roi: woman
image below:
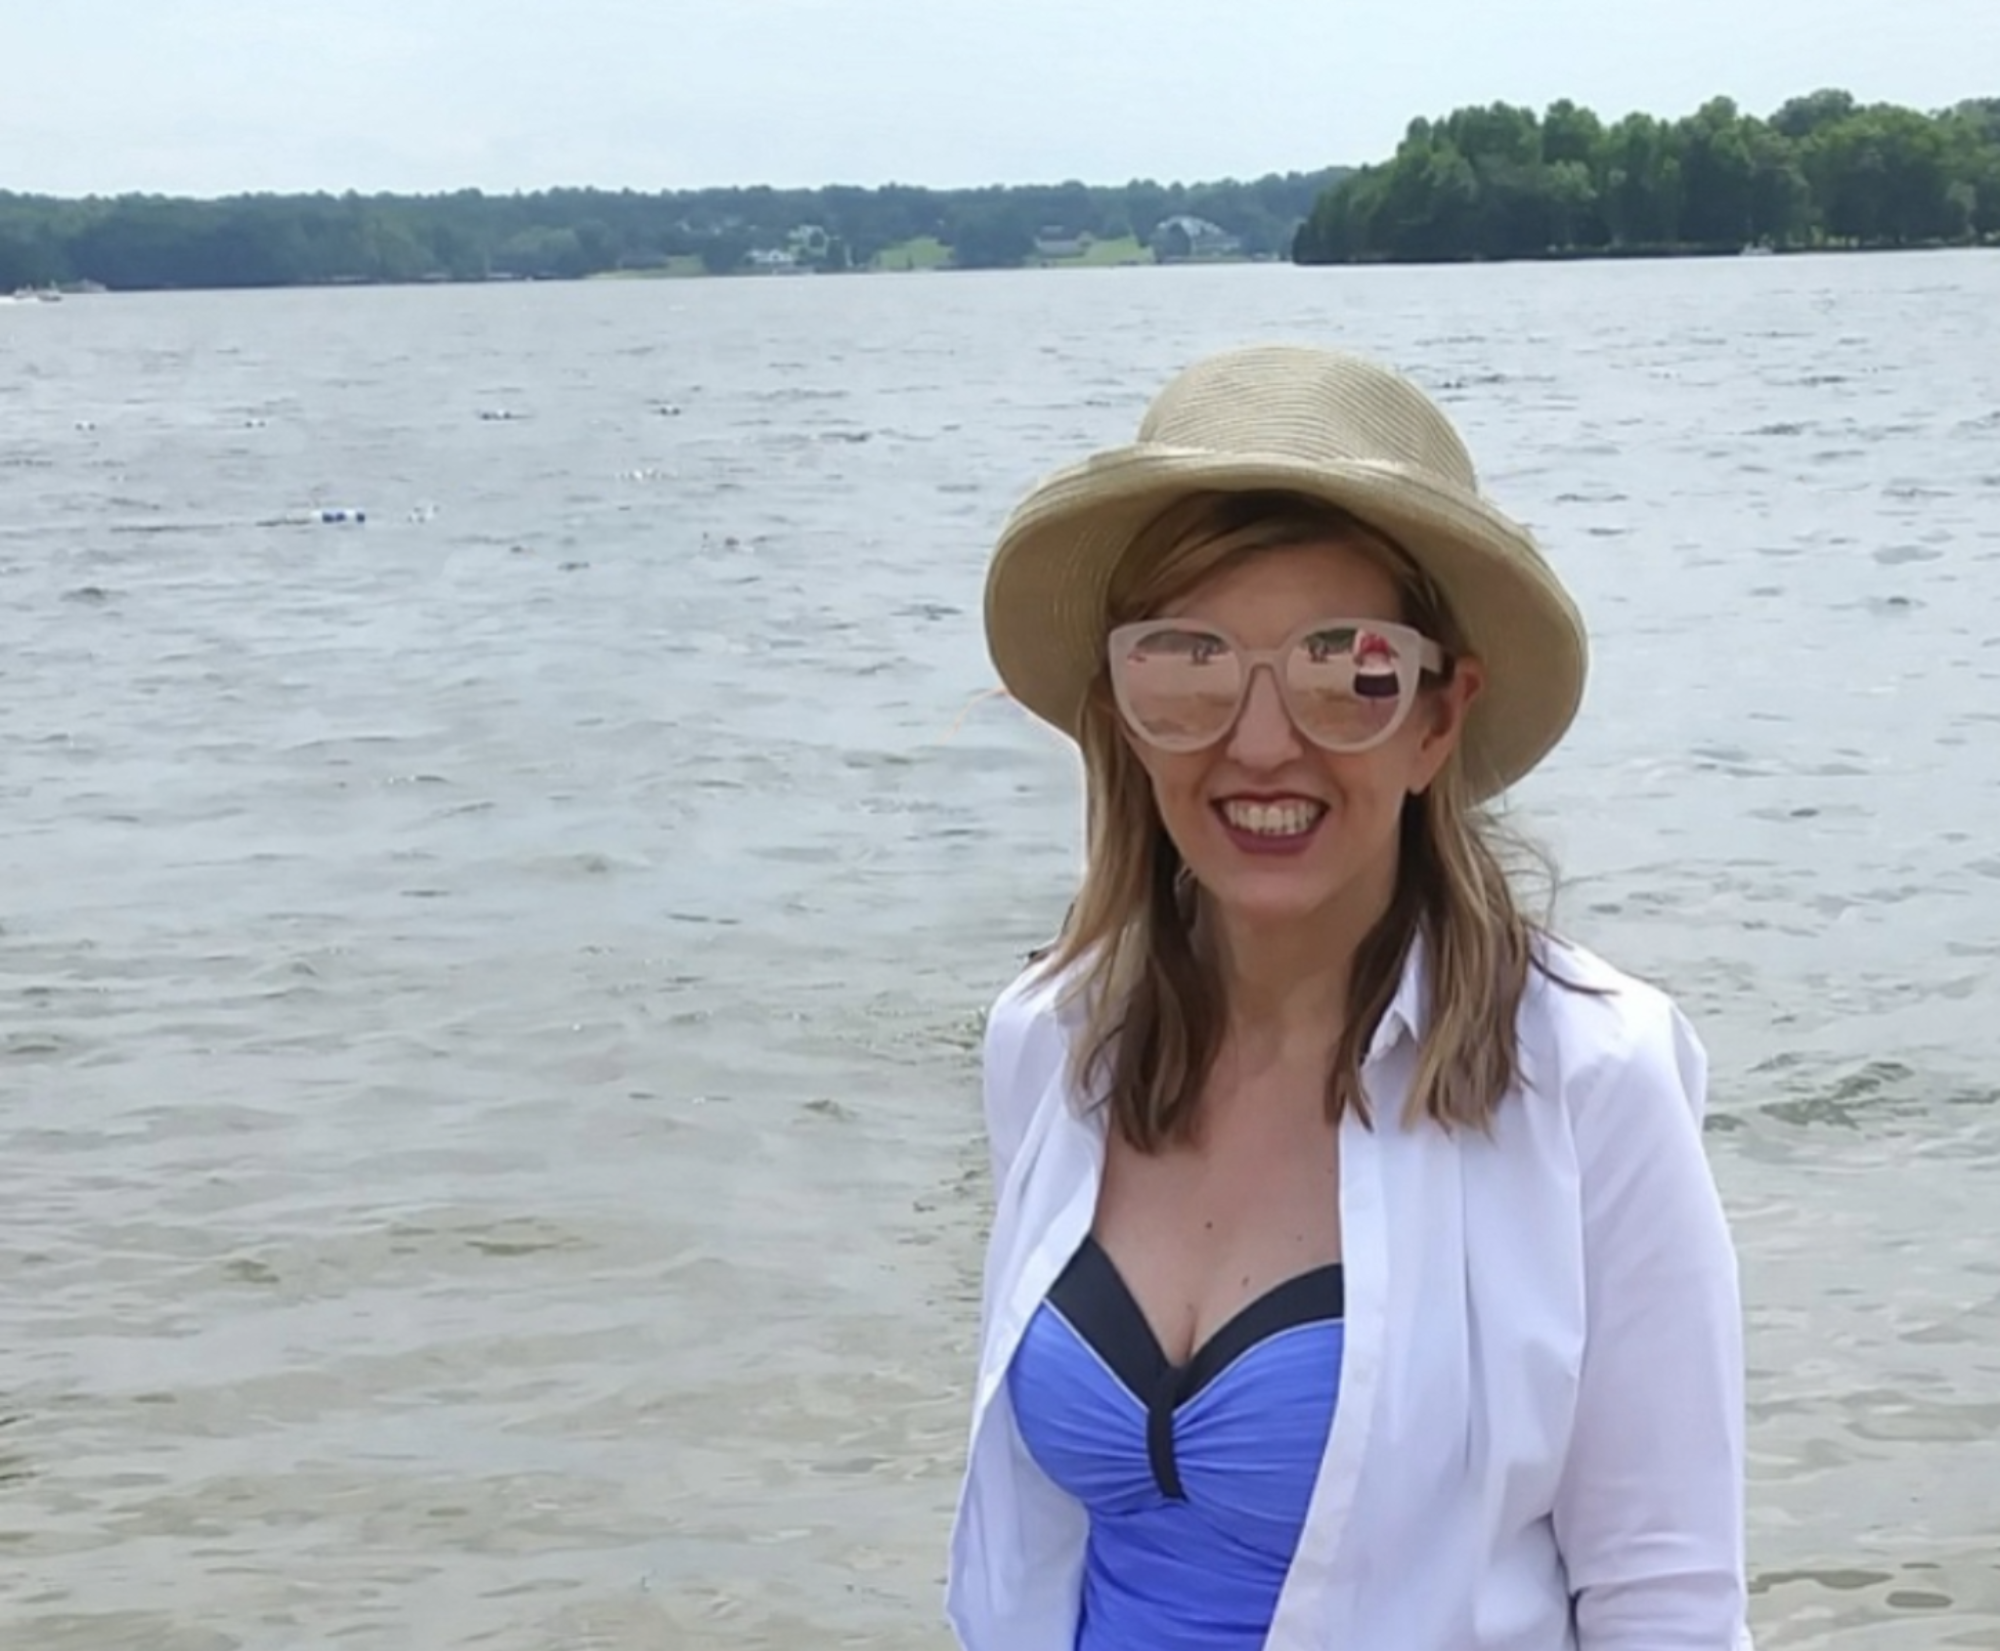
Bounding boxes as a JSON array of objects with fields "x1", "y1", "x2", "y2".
[{"x1": 947, "y1": 345, "x2": 1751, "y2": 1650}]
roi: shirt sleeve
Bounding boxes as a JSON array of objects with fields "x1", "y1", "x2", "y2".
[
  {"x1": 1553, "y1": 990, "x2": 1755, "y2": 1650},
  {"x1": 980, "y1": 967, "x2": 1060, "y2": 1195}
]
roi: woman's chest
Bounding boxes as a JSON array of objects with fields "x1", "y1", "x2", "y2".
[{"x1": 1091, "y1": 1106, "x2": 1342, "y2": 1369}]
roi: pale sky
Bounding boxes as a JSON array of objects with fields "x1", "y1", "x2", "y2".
[{"x1": 9, "y1": 0, "x2": 1995, "y2": 197}]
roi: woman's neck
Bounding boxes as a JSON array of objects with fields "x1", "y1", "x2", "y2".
[{"x1": 1199, "y1": 871, "x2": 1400, "y2": 1065}]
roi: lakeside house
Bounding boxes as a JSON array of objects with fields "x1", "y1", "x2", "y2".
[
  {"x1": 1150, "y1": 214, "x2": 1244, "y2": 261},
  {"x1": 1033, "y1": 227, "x2": 1092, "y2": 258},
  {"x1": 743, "y1": 224, "x2": 832, "y2": 273}
]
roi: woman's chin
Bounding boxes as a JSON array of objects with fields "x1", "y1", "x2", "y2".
[{"x1": 1197, "y1": 868, "x2": 1341, "y2": 931}]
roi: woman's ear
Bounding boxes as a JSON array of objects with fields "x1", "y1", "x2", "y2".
[{"x1": 1411, "y1": 655, "x2": 1484, "y2": 794}]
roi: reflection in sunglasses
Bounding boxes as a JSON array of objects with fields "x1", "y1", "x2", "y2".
[{"x1": 1112, "y1": 619, "x2": 1423, "y2": 754}]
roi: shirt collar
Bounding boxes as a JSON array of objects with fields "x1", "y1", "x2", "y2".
[
  {"x1": 1364, "y1": 924, "x2": 1430, "y2": 1066},
  {"x1": 1049, "y1": 922, "x2": 1432, "y2": 1072}
]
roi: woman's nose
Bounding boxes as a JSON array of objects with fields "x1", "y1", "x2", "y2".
[{"x1": 1225, "y1": 664, "x2": 1304, "y2": 766}]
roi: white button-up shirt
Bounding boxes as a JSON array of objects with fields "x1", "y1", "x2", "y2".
[{"x1": 945, "y1": 932, "x2": 1753, "y2": 1650}]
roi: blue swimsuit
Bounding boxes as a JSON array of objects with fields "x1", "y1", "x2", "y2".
[{"x1": 1007, "y1": 1234, "x2": 1345, "y2": 1650}]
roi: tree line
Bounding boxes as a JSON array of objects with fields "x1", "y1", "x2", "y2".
[
  {"x1": 1293, "y1": 89, "x2": 2000, "y2": 264},
  {"x1": 0, "y1": 171, "x2": 1344, "y2": 292}
]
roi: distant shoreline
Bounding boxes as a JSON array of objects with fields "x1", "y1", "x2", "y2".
[
  {"x1": 9, "y1": 88, "x2": 1996, "y2": 294},
  {"x1": 12, "y1": 237, "x2": 1991, "y2": 304},
  {"x1": 0, "y1": 179, "x2": 1338, "y2": 296},
  {"x1": 1298, "y1": 237, "x2": 1999, "y2": 269}
]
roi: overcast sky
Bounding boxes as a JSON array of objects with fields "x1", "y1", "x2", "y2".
[{"x1": 10, "y1": 0, "x2": 1995, "y2": 198}]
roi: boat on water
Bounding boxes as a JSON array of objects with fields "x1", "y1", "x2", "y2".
[{"x1": 6, "y1": 280, "x2": 107, "y2": 301}]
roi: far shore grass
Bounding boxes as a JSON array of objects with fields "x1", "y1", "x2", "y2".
[
  {"x1": 586, "y1": 233, "x2": 1990, "y2": 283},
  {"x1": 872, "y1": 232, "x2": 1155, "y2": 270},
  {"x1": 872, "y1": 235, "x2": 953, "y2": 271},
  {"x1": 591, "y1": 233, "x2": 1163, "y2": 279},
  {"x1": 591, "y1": 255, "x2": 709, "y2": 279},
  {"x1": 1035, "y1": 234, "x2": 1154, "y2": 269}
]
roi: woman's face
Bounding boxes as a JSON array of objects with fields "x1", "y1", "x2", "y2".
[{"x1": 1122, "y1": 539, "x2": 1482, "y2": 940}]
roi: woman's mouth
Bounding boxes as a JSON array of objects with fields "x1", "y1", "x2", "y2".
[{"x1": 1215, "y1": 798, "x2": 1328, "y2": 853}]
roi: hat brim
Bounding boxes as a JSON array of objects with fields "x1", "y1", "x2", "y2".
[{"x1": 983, "y1": 445, "x2": 1588, "y2": 800}]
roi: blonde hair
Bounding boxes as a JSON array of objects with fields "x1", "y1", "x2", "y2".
[{"x1": 1032, "y1": 489, "x2": 1549, "y2": 1150}]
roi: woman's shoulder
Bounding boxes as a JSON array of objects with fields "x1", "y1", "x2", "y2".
[
  {"x1": 983, "y1": 907, "x2": 1072, "y2": 1031},
  {"x1": 1519, "y1": 931, "x2": 1710, "y2": 1127},
  {"x1": 985, "y1": 955, "x2": 1067, "y2": 1051},
  {"x1": 983, "y1": 935, "x2": 1095, "y2": 1080},
  {"x1": 978, "y1": 950, "x2": 1085, "y2": 1190}
]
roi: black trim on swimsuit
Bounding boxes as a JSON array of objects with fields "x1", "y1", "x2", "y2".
[{"x1": 1046, "y1": 1234, "x2": 1344, "y2": 1501}]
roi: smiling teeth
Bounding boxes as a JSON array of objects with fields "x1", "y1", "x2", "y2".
[{"x1": 1221, "y1": 801, "x2": 1324, "y2": 837}]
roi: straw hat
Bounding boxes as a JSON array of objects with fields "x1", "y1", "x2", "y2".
[{"x1": 982, "y1": 344, "x2": 1589, "y2": 799}]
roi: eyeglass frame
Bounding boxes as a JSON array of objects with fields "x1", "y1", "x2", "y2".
[{"x1": 1104, "y1": 615, "x2": 1451, "y2": 754}]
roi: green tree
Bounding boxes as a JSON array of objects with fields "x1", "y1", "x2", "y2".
[
  {"x1": 494, "y1": 226, "x2": 587, "y2": 279},
  {"x1": 0, "y1": 222, "x2": 60, "y2": 289},
  {"x1": 1746, "y1": 124, "x2": 1814, "y2": 244},
  {"x1": 1771, "y1": 88, "x2": 1858, "y2": 142},
  {"x1": 945, "y1": 196, "x2": 1035, "y2": 268},
  {"x1": 1121, "y1": 178, "x2": 1175, "y2": 247},
  {"x1": 698, "y1": 232, "x2": 752, "y2": 275},
  {"x1": 1676, "y1": 98, "x2": 1758, "y2": 246},
  {"x1": 1542, "y1": 99, "x2": 1605, "y2": 169},
  {"x1": 1297, "y1": 86, "x2": 1999, "y2": 265},
  {"x1": 1806, "y1": 106, "x2": 1957, "y2": 243},
  {"x1": 1294, "y1": 167, "x2": 1387, "y2": 263},
  {"x1": 1444, "y1": 102, "x2": 1543, "y2": 168},
  {"x1": 1544, "y1": 159, "x2": 1600, "y2": 248},
  {"x1": 574, "y1": 217, "x2": 620, "y2": 271}
]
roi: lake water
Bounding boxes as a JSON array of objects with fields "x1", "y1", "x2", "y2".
[{"x1": 2, "y1": 254, "x2": 1997, "y2": 1650}]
